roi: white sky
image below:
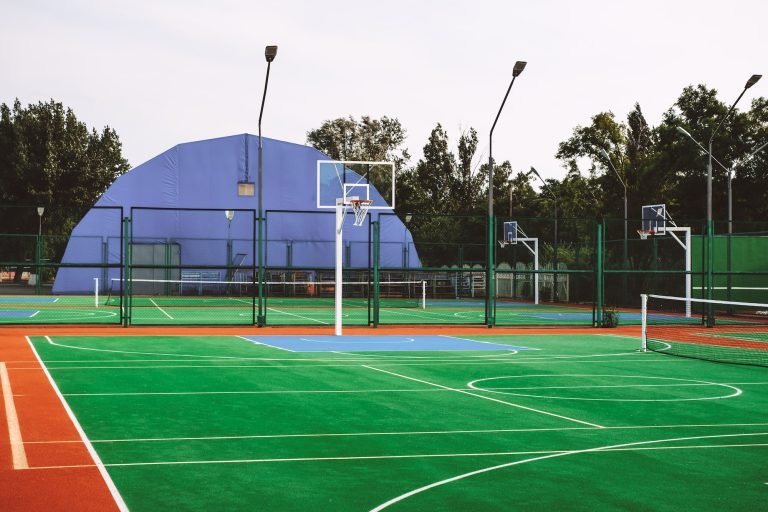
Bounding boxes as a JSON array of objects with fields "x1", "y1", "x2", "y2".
[{"x1": 2, "y1": 0, "x2": 766, "y2": 181}]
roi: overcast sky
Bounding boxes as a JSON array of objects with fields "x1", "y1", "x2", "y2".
[{"x1": 2, "y1": 0, "x2": 766, "y2": 182}]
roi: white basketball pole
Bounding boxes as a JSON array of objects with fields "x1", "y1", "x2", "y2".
[
  {"x1": 335, "y1": 198, "x2": 345, "y2": 336},
  {"x1": 666, "y1": 226, "x2": 692, "y2": 317},
  {"x1": 533, "y1": 239, "x2": 539, "y2": 305}
]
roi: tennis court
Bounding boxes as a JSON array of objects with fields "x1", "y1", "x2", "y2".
[
  {"x1": 0, "y1": 292, "x2": 611, "y2": 327},
  {"x1": 3, "y1": 325, "x2": 767, "y2": 511}
]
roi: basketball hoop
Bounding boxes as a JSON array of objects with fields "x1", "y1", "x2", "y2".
[
  {"x1": 350, "y1": 199, "x2": 373, "y2": 226},
  {"x1": 637, "y1": 229, "x2": 655, "y2": 240}
]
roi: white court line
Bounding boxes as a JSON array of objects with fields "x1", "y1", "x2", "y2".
[
  {"x1": 369, "y1": 432, "x2": 768, "y2": 511},
  {"x1": 45, "y1": 335, "x2": 246, "y2": 359},
  {"x1": 439, "y1": 334, "x2": 540, "y2": 351},
  {"x1": 23, "y1": 421, "x2": 768, "y2": 445},
  {"x1": 62, "y1": 388, "x2": 457, "y2": 397},
  {"x1": 148, "y1": 298, "x2": 174, "y2": 320},
  {"x1": 60, "y1": 380, "x2": 757, "y2": 397},
  {"x1": 1, "y1": 362, "x2": 28, "y2": 469},
  {"x1": 25, "y1": 336, "x2": 129, "y2": 512},
  {"x1": 30, "y1": 356, "x2": 683, "y2": 371},
  {"x1": 266, "y1": 307, "x2": 330, "y2": 325},
  {"x1": 26, "y1": 440, "x2": 768, "y2": 470},
  {"x1": 237, "y1": 335, "x2": 297, "y2": 352},
  {"x1": 363, "y1": 365, "x2": 603, "y2": 428}
]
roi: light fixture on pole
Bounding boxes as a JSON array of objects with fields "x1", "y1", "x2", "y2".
[
  {"x1": 676, "y1": 126, "x2": 767, "y2": 308},
  {"x1": 256, "y1": 44, "x2": 278, "y2": 326},
  {"x1": 706, "y1": 75, "x2": 760, "y2": 324},
  {"x1": 37, "y1": 207, "x2": 44, "y2": 237},
  {"x1": 35, "y1": 206, "x2": 45, "y2": 292},
  {"x1": 678, "y1": 126, "x2": 768, "y2": 235},
  {"x1": 225, "y1": 210, "x2": 234, "y2": 269},
  {"x1": 599, "y1": 148, "x2": 629, "y2": 306},
  {"x1": 487, "y1": 60, "x2": 526, "y2": 326}
]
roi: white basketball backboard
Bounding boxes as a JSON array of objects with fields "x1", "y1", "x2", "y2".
[{"x1": 317, "y1": 160, "x2": 395, "y2": 210}]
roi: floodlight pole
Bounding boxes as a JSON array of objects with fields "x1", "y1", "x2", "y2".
[
  {"x1": 36, "y1": 207, "x2": 44, "y2": 295},
  {"x1": 487, "y1": 60, "x2": 526, "y2": 327},
  {"x1": 257, "y1": 45, "x2": 278, "y2": 326},
  {"x1": 599, "y1": 148, "x2": 628, "y2": 306},
  {"x1": 704, "y1": 74, "x2": 760, "y2": 326},
  {"x1": 676, "y1": 127, "x2": 767, "y2": 311}
]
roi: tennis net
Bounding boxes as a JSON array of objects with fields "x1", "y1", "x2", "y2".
[
  {"x1": 641, "y1": 293, "x2": 768, "y2": 367},
  {"x1": 106, "y1": 278, "x2": 427, "y2": 309}
]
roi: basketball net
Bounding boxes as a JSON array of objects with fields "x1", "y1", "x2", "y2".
[
  {"x1": 637, "y1": 229, "x2": 655, "y2": 240},
  {"x1": 351, "y1": 199, "x2": 373, "y2": 226}
]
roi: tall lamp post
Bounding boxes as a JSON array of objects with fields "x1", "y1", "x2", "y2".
[
  {"x1": 487, "y1": 60, "x2": 526, "y2": 326},
  {"x1": 599, "y1": 148, "x2": 628, "y2": 305},
  {"x1": 704, "y1": 74, "x2": 761, "y2": 325},
  {"x1": 528, "y1": 167, "x2": 558, "y2": 301},
  {"x1": 676, "y1": 126, "x2": 767, "y2": 307},
  {"x1": 225, "y1": 210, "x2": 234, "y2": 274},
  {"x1": 36, "y1": 207, "x2": 44, "y2": 294},
  {"x1": 257, "y1": 45, "x2": 278, "y2": 326}
]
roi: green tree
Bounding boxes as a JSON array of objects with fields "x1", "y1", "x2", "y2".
[
  {"x1": 306, "y1": 115, "x2": 410, "y2": 169},
  {"x1": 0, "y1": 99, "x2": 130, "y2": 277},
  {"x1": 398, "y1": 124, "x2": 486, "y2": 216},
  {"x1": 657, "y1": 85, "x2": 768, "y2": 224}
]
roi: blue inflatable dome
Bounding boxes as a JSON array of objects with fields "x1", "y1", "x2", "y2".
[{"x1": 52, "y1": 134, "x2": 419, "y2": 293}]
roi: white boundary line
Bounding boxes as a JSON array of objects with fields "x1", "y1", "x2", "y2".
[
  {"x1": 363, "y1": 365, "x2": 603, "y2": 428},
  {"x1": 148, "y1": 298, "x2": 174, "y2": 320},
  {"x1": 1, "y1": 361, "x2": 28, "y2": 469},
  {"x1": 23, "y1": 440, "x2": 768, "y2": 470},
  {"x1": 25, "y1": 336, "x2": 129, "y2": 512},
  {"x1": 266, "y1": 306, "x2": 330, "y2": 325},
  {"x1": 27, "y1": 355, "x2": 680, "y2": 371},
  {"x1": 369, "y1": 432, "x2": 768, "y2": 511},
  {"x1": 467, "y1": 374, "x2": 743, "y2": 402},
  {"x1": 237, "y1": 335, "x2": 297, "y2": 352},
  {"x1": 46, "y1": 335, "x2": 245, "y2": 359},
  {"x1": 25, "y1": 421, "x2": 768, "y2": 445}
]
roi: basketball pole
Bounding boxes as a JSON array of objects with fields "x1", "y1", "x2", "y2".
[{"x1": 335, "y1": 198, "x2": 345, "y2": 336}]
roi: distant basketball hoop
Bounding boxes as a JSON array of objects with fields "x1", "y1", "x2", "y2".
[{"x1": 637, "y1": 229, "x2": 656, "y2": 240}]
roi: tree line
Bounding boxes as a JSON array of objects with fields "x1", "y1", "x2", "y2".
[
  {"x1": 308, "y1": 85, "x2": 768, "y2": 239},
  {"x1": 2, "y1": 84, "x2": 766, "y2": 245}
]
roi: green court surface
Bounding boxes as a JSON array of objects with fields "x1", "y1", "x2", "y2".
[
  {"x1": 29, "y1": 333, "x2": 768, "y2": 511},
  {"x1": 3, "y1": 294, "x2": 602, "y2": 326}
]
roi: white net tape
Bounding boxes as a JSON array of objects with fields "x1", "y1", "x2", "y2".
[{"x1": 351, "y1": 199, "x2": 373, "y2": 226}]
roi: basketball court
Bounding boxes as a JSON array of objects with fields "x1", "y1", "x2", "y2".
[{"x1": 2, "y1": 324, "x2": 767, "y2": 511}]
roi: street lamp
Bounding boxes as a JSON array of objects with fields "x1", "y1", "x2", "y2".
[
  {"x1": 35, "y1": 207, "x2": 44, "y2": 293},
  {"x1": 256, "y1": 44, "x2": 278, "y2": 326},
  {"x1": 703, "y1": 74, "x2": 761, "y2": 325},
  {"x1": 528, "y1": 167, "x2": 559, "y2": 301},
  {"x1": 487, "y1": 60, "x2": 526, "y2": 326},
  {"x1": 599, "y1": 148, "x2": 628, "y2": 305},
  {"x1": 676, "y1": 126, "x2": 767, "y2": 307},
  {"x1": 225, "y1": 210, "x2": 234, "y2": 269},
  {"x1": 36, "y1": 207, "x2": 44, "y2": 237},
  {"x1": 677, "y1": 126, "x2": 767, "y2": 236}
]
